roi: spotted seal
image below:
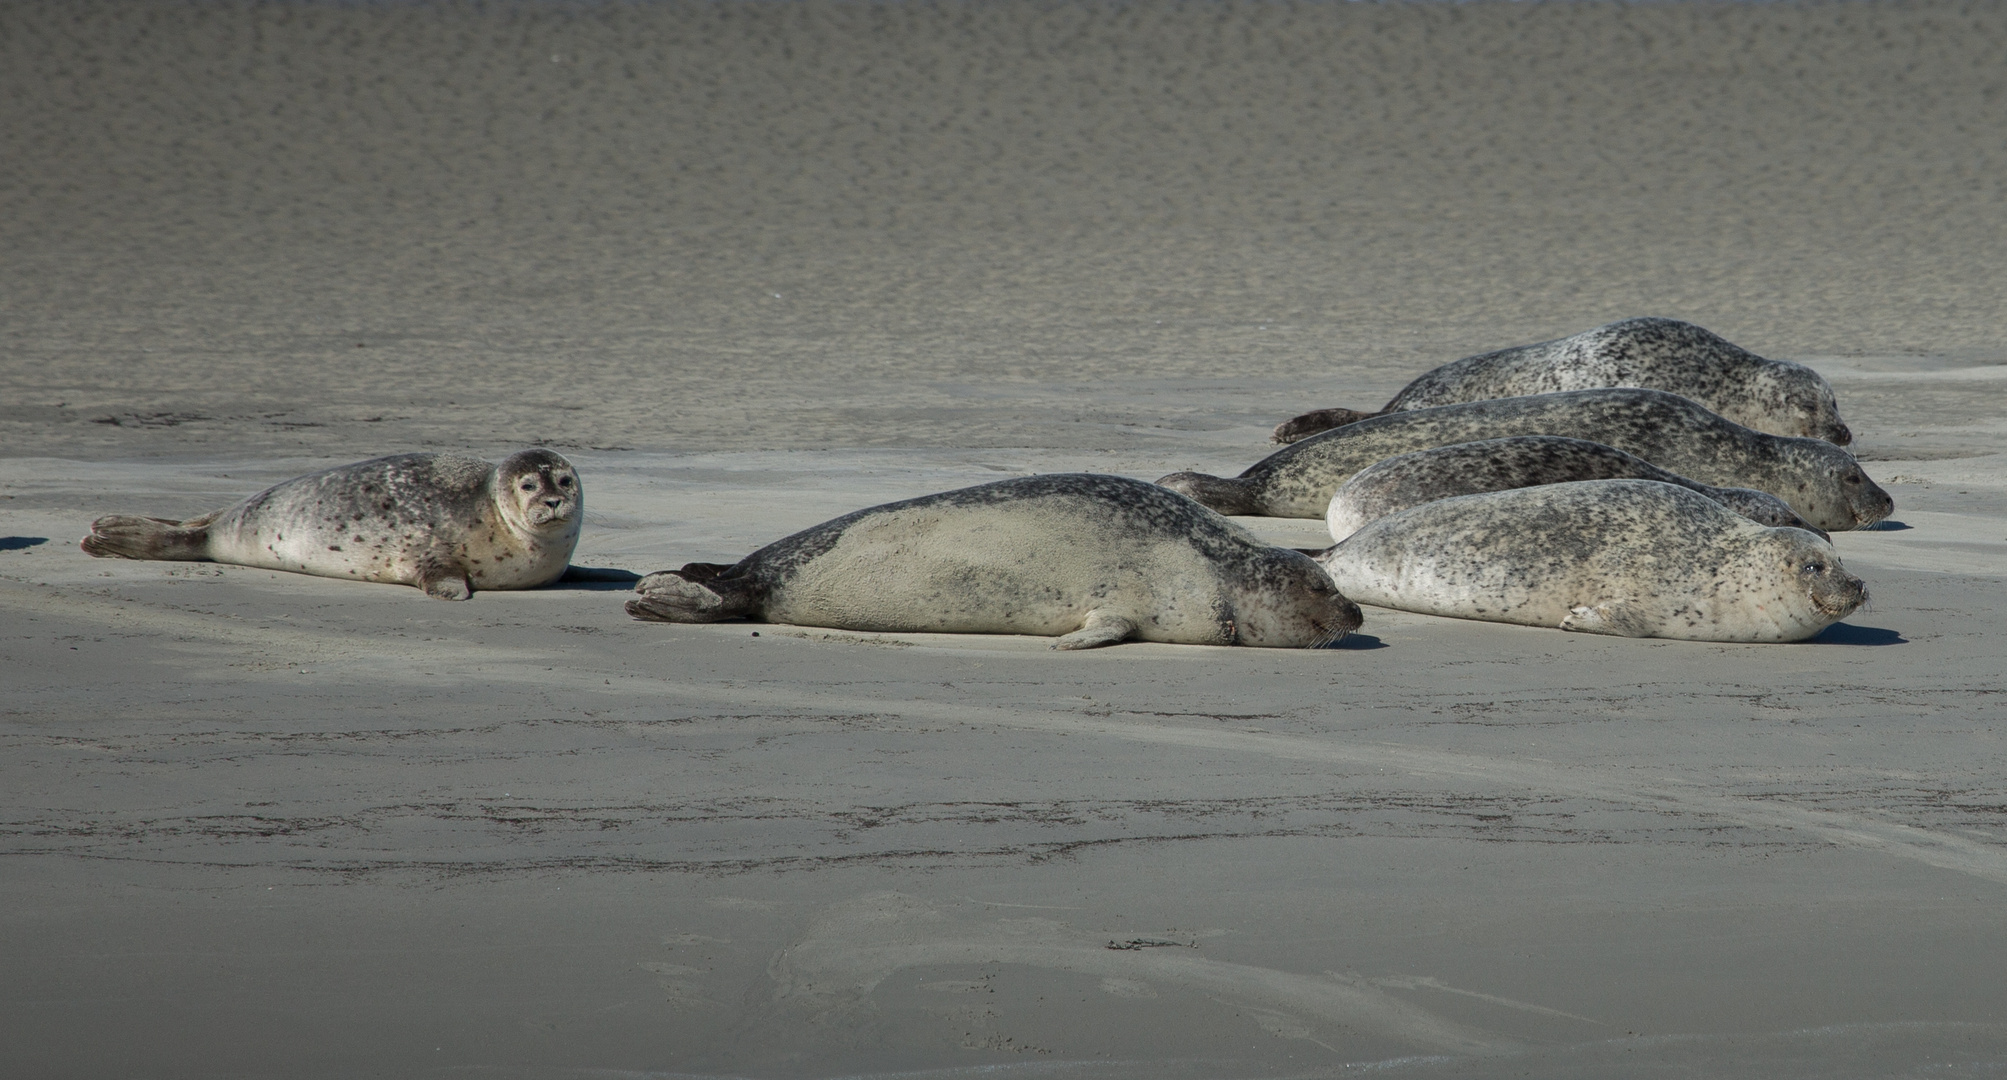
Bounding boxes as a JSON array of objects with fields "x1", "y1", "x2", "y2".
[
  {"x1": 81, "y1": 450, "x2": 581, "y2": 599},
  {"x1": 1316, "y1": 479, "x2": 1866, "y2": 642},
  {"x1": 1326, "y1": 436, "x2": 1826, "y2": 541},
  {"x1": 625, "y1": 473, "x2": 1361, "y2": 649},
  {"x1": 1158, "y1": 388, "x2": 1891, "y2": 531},
  {"x1": 1273, "y1": 317, "x2": 1853, "y2": 446}
]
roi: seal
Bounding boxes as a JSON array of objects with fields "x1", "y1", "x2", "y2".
[
  {"x1": 1316, "y1": 479, "x2": 1866, "y2": 642},
  {"x1": 1157, "y1": 388, "x2": 1892, "y2": 531},
  {"x1": 1326, "y1": 436, "x2": 1827, "y2": 541},
  {"x1": 624, "y1": 473, "x2": 1362, "y2": 649},
  {"x1": 1272, "y1": 317, "x2": 1853, "y2": 446},
  {"x1": 81, "y1": 449, "x2": 581, "y2": 600}
]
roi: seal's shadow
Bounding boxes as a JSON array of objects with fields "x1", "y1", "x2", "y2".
[
  {"x1": 1321, "y1": 632, "x2": 1387, "y2": 650},
  {"x1": 1808, "y1": 623, "x2": 1906, "y2": 646},
  {"x1": 0, "y1": 537, "x2": 48, "y2": 551},
  {"x1": 552, "y1": 565, "x2": 644, "y2": 591},
  {"x1": 1862, "y1": 520, "x2": 1912, "y2": 531}
]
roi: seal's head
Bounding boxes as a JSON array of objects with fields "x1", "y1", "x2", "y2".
[
  {"x1": 1777, "y1": 444, "x2": 1894, "y2": 531},
  {"x1": 1788, "y1": 380, "x2": 1853, "y2": 446},
  {"x1": 1231, "y1": 550, "x2": 1364, "y2": 647},
  {"x1": 1753, "y1": 365, "x2": 1853, "y2": 446},
  {"x1": 1777, "y1": 532, "x2": 1868, "y2": 623},
  {"x1": 1832, "y1": 458, "x2": 1895, "y2": 529},
  {"x1": 496, "y1": 449, "x2": 581, "y2": 531}
]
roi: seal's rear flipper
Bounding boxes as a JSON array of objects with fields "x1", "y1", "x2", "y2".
[
  {"x1": 1560, "y1": 602, "x2": 1657, "y2": 638},
  {"x1": 1271, "y1": 407, "x2": 1383, "y2": 445},
  {"x1": 80, "y1": 515, "x2": 211, "y2": 561},
  {"x1": 627, "y1": 569, "x2": 755, "y2": 623},
  {"x1": 1155, "y1": 472, "x2": 1264, "y2": 517},
  {"x1": 1053, "y1": 611, "x2": 1137, "y2": 650}
]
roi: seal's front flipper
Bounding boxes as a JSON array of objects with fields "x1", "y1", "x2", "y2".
[
  {"x1": 1271, "y1": 407, "x2": 1383, "y2": 445},
  {"x1": 417, "y1": 553, "x2": 474, "y2": 600},
  {"x1": 1561, "y1": 601, "x2": 1657, "y2": 637},
  {"x1": 81, "y1": 514, "x2": 212, "y2": 561},
  {"x1": 627, "y1": 569, "x2": 755, "y2": 623},
  {"x1": 1053, "y1": 611, "x2": 1137, "y2": 650}
]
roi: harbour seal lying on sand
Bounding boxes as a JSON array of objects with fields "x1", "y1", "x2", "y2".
[
  {"x1": 81, "y1": 450, "x2": 581, "y2": 599},
  {"x1": 1326, "y1": 436, "x2": 1826, "y2": 541},
  {"x1": 1273, "y1": 317, "x2": 1853, "y2": 446},
  {"x1": 625, "y1": 473, "x2": 1361, "y2": 649},
  {"x1": 1158, "y1": 388, "x2": 1892, "y2": 530},
  {"x1": 1316, "y1": 479, "x2": 1866, "y2": 642}
]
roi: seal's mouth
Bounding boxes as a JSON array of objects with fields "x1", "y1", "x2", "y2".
[
  {"x1": 1309, "y1": 623, "x2": 1352, "y2": 648},
  {"x1": 1848, "y1": 482, "x2": 1896, "y2": 528},
  {"x1": 526, "y1": 505, "x2": 576, "y2": 529},
  {"x1": 1815, "y1": 578, "x2": 1869, "y2": 618},
  {"x1": 1306, "y1": 597, "x2": 1365, "y2": 647}
]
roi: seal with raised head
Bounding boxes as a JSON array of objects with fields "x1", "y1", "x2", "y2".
[
  {"x1": 81, "y1": 449, "x2": 581, "y2": 599},
  {"x1": 625, "y1": 473, "x2": 1361, "y2": 649},
  {"x1": 1326, "y1": 436, "x2": 1827, "y2": 541},
  {"x1": 1158, "y1": 388, "x2": 1892, "y2": 531},
  {"x1": 1316, "y1": 479, "x2": 1866, "y2": 642},
  {"x1": 1272, "y1": 317, "x2": 1853, "y2": 446}
]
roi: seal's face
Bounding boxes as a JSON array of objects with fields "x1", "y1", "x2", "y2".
[
  {"x1": 1832, "y1": 460, "x2": 1895, "y2": 528},
  {"x1": 1233, "y1": 551, "x2": 1364, "y2": 648},
  {"x1": 497, "y1": 449, "x2": 581, "y2": 532},
  {"x1": 1782, "y1": 538, "x2": 1868, "y2": 621},
  {"x1": 1787, "y1": 387, "x2": 1853, "y2": 446}
]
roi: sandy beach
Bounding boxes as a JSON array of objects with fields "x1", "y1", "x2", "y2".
[{"x1": 4, "y1": 1, "x2": 2006, "y2": 1076}]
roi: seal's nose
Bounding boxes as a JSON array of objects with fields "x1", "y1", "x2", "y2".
[{"x1": 1832, "y1": 423, "x2": 1853, "y2": 446}]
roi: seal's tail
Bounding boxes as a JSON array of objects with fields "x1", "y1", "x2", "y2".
[
  {"x1": 1271, "y1": 407, "x2": 1384, "y2": 444},
  {"x1": 80, "y1": 514, "x2": 213, "y2": 561},
  {"x1": 626, "y1": 565, "x2": 756, "y2": 623},
  {"x1": 1154, "y1": 472, "x2": 1265, "y2": 517}
]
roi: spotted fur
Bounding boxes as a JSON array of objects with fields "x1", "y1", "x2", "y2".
[
  {"x1": 1162, "y1": 388, "x2": 1892, "y2": 530},
  {"x1": 1273, "y1": 317, "x2": 1852, "y2": 446},
  {"x1": 1317, "y1": 479, "x2": 1867, "y2": 643},
  {"x1": 81, "y1": 450, "x2": 581, "y2": 599},
  {"x1": 626, "y1": 473, "x2": 1362, "y2": 649},
  {"x1": 1326, "y1": 436, "x2": 1826, "y2": 541}
]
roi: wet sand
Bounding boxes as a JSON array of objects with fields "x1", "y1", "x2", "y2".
[{"x1": 4, "y1": 2, "x2": 2007, "y2": 1077}]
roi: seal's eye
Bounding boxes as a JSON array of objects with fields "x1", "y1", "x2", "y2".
[
  {"x1": 1843, "y1": 473, "x2": 1862, "y2": 485},
  {"x1": 520, "y1": 480, "x2": 537, "y2": 492},
  {"x1": 1802, "y1": 561, "x2": 1825, "y2": 574},
  {"x1": 556, "y1": 475, "x2": 573, "y2": 488}
]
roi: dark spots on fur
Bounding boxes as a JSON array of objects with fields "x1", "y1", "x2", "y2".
[{"x1": 328, "y1": 545, "x2": 341, "y2": 551}]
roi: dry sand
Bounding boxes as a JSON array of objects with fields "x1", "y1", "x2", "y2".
[{"x1": 4, "y1": 1, "x2": 2006, "y2": 1076}]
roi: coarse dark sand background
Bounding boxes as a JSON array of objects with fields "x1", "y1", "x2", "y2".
[{"x1": 3, "y1": 2, "x2": 2006, "y2": 1077}]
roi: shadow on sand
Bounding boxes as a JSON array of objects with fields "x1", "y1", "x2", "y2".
[
  {"x1": 1809, "y1": 623, "x2": 1906, "y2": 646},
  {"x1": 0, "y1": 537, "x2": 49, "y2": 551},
  {"x1": 552, "y1": 565, "x2": 644, "y2": 591}
]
